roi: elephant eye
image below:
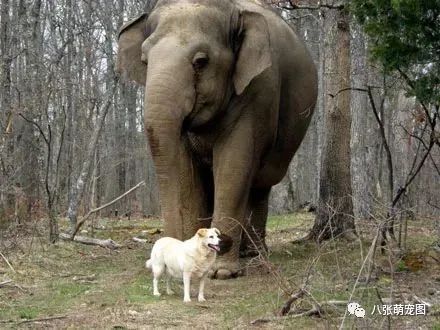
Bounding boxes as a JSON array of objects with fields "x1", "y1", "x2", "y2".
[{"x1": 192, "y1": 52, "x2": 209, "y2": 70}]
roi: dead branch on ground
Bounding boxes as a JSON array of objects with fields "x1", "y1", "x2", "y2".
[
  {"x1": 0, "y1": 251, "x2": 16, "y2": 273},
  {"x1": 132, "y1": 237, "x2": 148, "y2": 243},
  {"x1": 17, "y1": 315, "x2": 68, "y2": 325},
  {"x1": 0, "y1": 279, "x2": 12, "y2": 287},
  {"x1": 59, "y1": 233, "x2": 122, "y2": 249}
]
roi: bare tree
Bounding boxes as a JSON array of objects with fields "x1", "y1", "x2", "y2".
[
  {"x1": 309, "y1": 3, "x2": 356, "y2": 241},
  {"x1": 67, "y1": 76, "x2": 118, "y2": 233}
]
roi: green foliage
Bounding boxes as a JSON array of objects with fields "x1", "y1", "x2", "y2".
[
  {"x1": 395, "y1": 259, "x2": 408, "y2": 272},
  {"x1": 18, "y1": 307, "x2": 39, "y2": 320},
  {"x1": 350, "y1": 0, "x2": 440, "y2": 105}
]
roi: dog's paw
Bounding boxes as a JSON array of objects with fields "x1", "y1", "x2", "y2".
[
  {"x1": 198, "y1": 296, "x2": 206, "y2": 302},
  {"x1": 153, "y1": 292, "x2": 161, "y2": 297},
  {"x1": 166, "y1": 289, "x2": 174, "y2": 295},
  {"x1": 183, "y1": 297, "x2": 191, "y2": 303}
]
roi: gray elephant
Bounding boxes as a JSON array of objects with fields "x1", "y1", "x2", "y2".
[{"x1": 117, "y1": 0, "x2": 317, "y2": 279}]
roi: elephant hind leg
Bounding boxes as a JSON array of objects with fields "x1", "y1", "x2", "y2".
[{"x1": 240, "y1": 187, "x2": 270, "y2": 258}]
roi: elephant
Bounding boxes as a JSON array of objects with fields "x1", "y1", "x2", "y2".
[{"x1": 117, "y1": 0, "x2": 317, "y2": 279}]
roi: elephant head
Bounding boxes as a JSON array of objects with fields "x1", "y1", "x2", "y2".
[{"x1": 117, "y1": 0, "x2": 272, "y2": 238}]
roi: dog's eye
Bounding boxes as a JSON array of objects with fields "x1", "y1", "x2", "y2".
[{"x1": 209, "y1": 235, "x2": 214, "y2": 239}]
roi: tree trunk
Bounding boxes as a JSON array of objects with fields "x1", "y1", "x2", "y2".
[
  {"x1": 48, "y1": 203, "x2": 59, "y2": 243},
  {"x1": 0, "y1": 0, "x2": 12, "y2": 212},
  {"x1": 309, "y1": 6, "x2": 356, "y2": 241}
]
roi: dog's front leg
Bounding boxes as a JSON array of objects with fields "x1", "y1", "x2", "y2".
[
  {"x1": 183, "y1": 272, "x2": 191, "y2": 302},
  {"x1": 198, "y1": 276, "x2": 207, "y2": 302}
]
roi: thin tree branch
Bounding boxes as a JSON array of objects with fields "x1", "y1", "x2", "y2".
[
  {"x1": 70, "y1": 180, "x2": 145, "y2": 239},
  {"x1": 396, "y1": 68, "x2": 435, "y2": 131},
  {"x1": 406, "y1": 122, "x2": 429, "y2": 179},
  {"x1": 18, "y1": 113, "x2": 49, "y2": 146},
  {"x1": 367, "y1": 86, "x2": 394, "y2": 206},
  {"x1": 399, "y1": 124, "x2": 440, "y2": 176},
  {"x1": 328, "y1": 87, "x2": 367, "y2": 98},
  {"x1": 0, "y1": 251, "x2": 16, "y2": 273},
  {"x1": 392, "y1": 140, "x2": 434, "y2": 207}
]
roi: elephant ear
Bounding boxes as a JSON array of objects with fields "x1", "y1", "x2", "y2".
[
  {"x1": 233, "y1": 11, "x2": 272, "y2": 95},
  {"x1": 117, "y1": 13, "x2": 149, "y2": 86}
]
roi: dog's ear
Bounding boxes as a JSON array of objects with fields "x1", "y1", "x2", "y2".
[
  {"x1": 212, "y1": 228, "x2": 221, "y2": 236},
  {"x1": 217, "y1": 234, "x2": 233, "y2": 255},
  {"x1": 197, "y1": 228, "x2": 208, "y2": 237}
]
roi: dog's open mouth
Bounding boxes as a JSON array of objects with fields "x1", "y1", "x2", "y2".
[{"x1": 208, "y1": 244, "x2": 220, "y2": 252}]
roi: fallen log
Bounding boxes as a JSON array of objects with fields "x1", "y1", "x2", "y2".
[
  {"x1": 132, "y1": 237, "x2": 148, "y2": 244},
  {"x1": 60, "y1": 233, "x2": 122, "y2": 249}
]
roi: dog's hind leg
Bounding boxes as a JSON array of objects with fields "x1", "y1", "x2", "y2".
[
  {"x1": 166, "y1": 272, "x2": 174, "y2": 295},
  {"x1": 152, "y1": 264, "x2": 164, "y2": 296},
  {"x1": 183, "y1": 271, "x2": 191, "y2": 302}
]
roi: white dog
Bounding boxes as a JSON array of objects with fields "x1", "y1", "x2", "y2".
[{"x1": 146, "y1": 228, "x2": 221, "y2": 302}]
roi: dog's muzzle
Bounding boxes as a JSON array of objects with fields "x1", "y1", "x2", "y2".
[{"x1": 208, "y1": 243, "x2": 220, "y2": 252}]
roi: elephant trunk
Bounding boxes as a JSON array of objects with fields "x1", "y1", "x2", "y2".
[{"x1": 144, "y1": 55, "x2": 195, "y2": 239}]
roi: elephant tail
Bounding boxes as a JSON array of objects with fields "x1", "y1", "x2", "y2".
[{"x1": 146, "y1": 259, "x2": 152, "y2": 269}]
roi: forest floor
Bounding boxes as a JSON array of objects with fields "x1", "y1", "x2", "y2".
[{"x1": 0, "y1": 213, "x2": 439, "y2": 329}]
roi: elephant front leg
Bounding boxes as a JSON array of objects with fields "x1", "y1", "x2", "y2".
[
  {"x1": 240, "y1": 188, "x2": 270, "y2": 258},
  {"x1": 158, "y1": 141, "x2": 206, "y2": 240},
  {"x1": 210, "y1": 120, "x2": 256, "y2": 279},
  {"x1": 177, "y1": 142, "x2": 208, "y2": 239}
]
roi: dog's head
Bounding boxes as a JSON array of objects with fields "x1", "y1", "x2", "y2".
[{"x1": 196, "y1": 228, "x2": 221, "y2": 253}]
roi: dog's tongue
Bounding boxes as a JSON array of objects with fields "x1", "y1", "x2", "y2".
[{"x1": 209, "y1": 244, "x2": 220, "y2": 252}]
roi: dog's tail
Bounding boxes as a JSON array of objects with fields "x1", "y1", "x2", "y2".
[{"x1": 145, "y1": 259, "x2": 152, "y2": 269}]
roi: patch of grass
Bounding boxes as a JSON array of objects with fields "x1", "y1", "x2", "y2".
[
  {"x1": 124, "y1": 273, "x2": 155, "y2": 304},
  {"x1": 267, "y1": 212, "x2": 313, "y2": 231},
  {"x1": 1, "y1": 280, "x2": 91, "y2": 320},
  {"x1": 221, "y1": 287, "x2": 325, "y2": 328},
  {"x1": 221, "y1": 288, "x2": 273, "y2": 318},
  {"x1": 17, "y1": 307, "x2": 39, "y2": 320}
]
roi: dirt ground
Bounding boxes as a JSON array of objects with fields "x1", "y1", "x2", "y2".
[{"x1": 0, "y1": 213, "x2": 439, "y2": 329}]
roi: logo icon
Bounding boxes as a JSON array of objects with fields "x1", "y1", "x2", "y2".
[{"x1": 347, "y1": 302, "x2": 366, "y2": 318}]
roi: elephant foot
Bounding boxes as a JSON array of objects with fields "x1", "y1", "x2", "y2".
[
  {"x1": 208, "y1": 260, "x2": 242, "y2": 280},
  {"x1": 239, "y1": 238, "x2": 268, "y2": 258},
  {"x1": 239, "y1": 247, "x2": 259, "y2": 258}
]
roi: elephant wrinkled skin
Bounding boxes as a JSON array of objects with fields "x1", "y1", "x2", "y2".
[{"x1": 117, "y1": 0, "x2": 317, "y2": 279}]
